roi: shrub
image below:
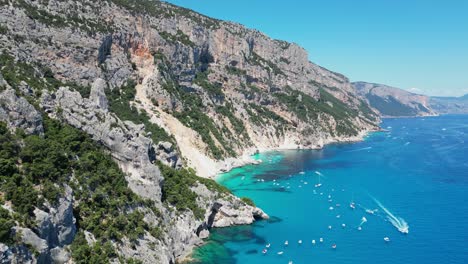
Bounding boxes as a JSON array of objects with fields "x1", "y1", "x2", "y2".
[{"x1": 241, "y1": 197, "x2": 255, "y2": 207}]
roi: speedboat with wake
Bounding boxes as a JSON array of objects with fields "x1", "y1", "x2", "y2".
[{"x1": 398, "y1": 226, "x2": 409, "y2": 234}]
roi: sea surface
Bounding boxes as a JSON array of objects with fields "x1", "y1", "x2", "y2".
[{"x1": 191, "y1": 115, "x2": 468, "y2": 264}]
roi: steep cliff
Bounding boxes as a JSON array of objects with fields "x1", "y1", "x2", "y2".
[
  {"x1": 353, "y1": 81, "x2": 436, "y2": 117},
  {"x1": 0, "y1": 0, "x2": 379, "y2": 263}
]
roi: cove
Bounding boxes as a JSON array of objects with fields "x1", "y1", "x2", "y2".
[{"x1": 191, "y1": 115, "x2": 468, "y2": 264}]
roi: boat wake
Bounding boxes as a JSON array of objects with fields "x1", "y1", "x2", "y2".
[
  {"x1": 347, "y1": 147, "x2": 372, "y2": 152},
  {"x1": 372, "y1": 197, "x2": 409, "y2": 234}
]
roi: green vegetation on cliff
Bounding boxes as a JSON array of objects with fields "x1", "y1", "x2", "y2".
[
  {"x1": 106, "y1": 79, "x2": 175, "y2": 144},
  {"x1": 159, "y1": 30, "x2": 195, "y2": 47},
  {"x1": 366, "y1": 94, "x2": 419, "y2": 117},
  {"x1": 0, "y1": 119, "x2": 161, "y2": 259},
  {"x1": 159, "y1": 162, "x2": 230, "y2": 220},
  {"x1": 274, "y1": 87, "x2": 359, "y2": 136},
  {"x1": 155, "y1": 55, "x2": 239, "y2": 159},
  {"x1": 0, "y1": 52, "x2": 90, "y2": 97}
]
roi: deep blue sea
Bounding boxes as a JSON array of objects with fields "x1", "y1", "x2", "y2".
[{"x1": 191, "y1": 115, "x2": 468, "y2": 264}]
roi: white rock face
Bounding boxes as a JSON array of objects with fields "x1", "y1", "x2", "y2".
[
  {"x1": 212, "y1": 201, "x2": 269, "y2": 228},
  {"x1": 0, "y1": 86, "x2": 43, "y2": 135}
]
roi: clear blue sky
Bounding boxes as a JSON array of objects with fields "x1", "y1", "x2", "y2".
[{"x1": 164, "y1": 0, "x2": 468, "y2": 97}]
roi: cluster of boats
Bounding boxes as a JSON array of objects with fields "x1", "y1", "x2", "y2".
[{"x1": 258, "y1": 170, "x2": 400, "y2": 262}]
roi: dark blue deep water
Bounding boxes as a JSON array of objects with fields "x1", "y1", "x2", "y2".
[{"x1": 191, "y1": 115, "x2": 468, "y2": 264}]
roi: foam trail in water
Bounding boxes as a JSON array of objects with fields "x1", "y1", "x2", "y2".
[
  {"x1": 347, "y1": 147, "x2": 372, "y2": 152},
  {"x1": 372, "y1": 197, "x2": 409, "y2": 234}
]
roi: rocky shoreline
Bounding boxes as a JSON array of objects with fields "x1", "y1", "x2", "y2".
[{"x1": 212, "y1": 127, "x2": 380, "y2": 178}]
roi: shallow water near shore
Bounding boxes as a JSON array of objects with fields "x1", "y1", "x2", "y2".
[{"x1": 190, "y1": 115, "x2": 468, "y2": 264}]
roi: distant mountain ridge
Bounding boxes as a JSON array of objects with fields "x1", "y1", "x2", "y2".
[
  {"x1": 353, "y1": 81, "x2": 468, "y2": 117},
  {"x1": 430, "y1": 93, "x2": 468, "y2": 114},
  {"x1": 352, "y1": 82, "x2": 436, "y2": 117}
]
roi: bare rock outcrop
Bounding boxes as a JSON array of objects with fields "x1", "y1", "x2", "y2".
[{"x1": 0, "y1": 86, "x2": 43, "y2": 135}]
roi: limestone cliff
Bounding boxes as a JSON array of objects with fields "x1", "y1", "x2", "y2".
[{"x1": 0, "y1": 0, "x2": 379, "y2": 263}]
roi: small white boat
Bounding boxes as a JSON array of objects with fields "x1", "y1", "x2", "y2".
[
  {"x1": 266, "y1": 243, "x2": 271, "y2": 248},
  {"x1": 342, "y1": 223, "x2": 346, "y2": 228},
  {"x1": 336, "y1": 214, "x2": 341, "y2": 218},
  {"x1": 288, "y1": 261, "x2": 293, "y2": 264},
  {"x1": 357, "y1": 226, "x2": 362, "y2": 231},
  {"x1": 319, "y1": 237, "x2": 324, "y2": 243},
  {"x1": 312, "y1": 239, "x2": 316, "y2": 244},
  {"x1": 299, "y1": 171, "x2": 305, "y2": 175},
  {"x1": 298, "y1": 240, "x2": 302, "y2": 244},
  {"x1": 350, "y1": 202, "x2": 356, "y2": 209},
  {"x1": 329, "y1": 206, "x2": 334, "y2": 210},
  {"x1": 328, "y1": 225, "x2": 332, "y2": 230},
  {"x1": 398, "y1": 226, "x2": 409, "y2": 234},
  {"x1": 315, "y1": 183, "x2": 322, "y2": 188},
  {"x1": 262, "y1": 249, "x2": 267, "y2": 254},
  {"x1": 331, "y1": 244, "x2": 337, "y2": 249},
  {"x1": 284, "y1": 240, "x2": 289, "y2": 246},
  {"x1": 277, "y1": 251, "x2": 284, "y2": 255},
  {"x1": 384, "y1": 237, "x2": 390, "y2": 242}
]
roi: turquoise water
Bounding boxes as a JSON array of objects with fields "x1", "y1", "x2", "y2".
[{"x1": 191, "y1": 115, "x2": 468, "y2": 264}]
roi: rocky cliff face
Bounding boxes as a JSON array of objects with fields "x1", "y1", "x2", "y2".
[
  {"x1": 0, "y1": 0, "x2": 379, "y2": 263},
  {"x1": 353, "y1": 81, "x2": 436, "y2": 117}
]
